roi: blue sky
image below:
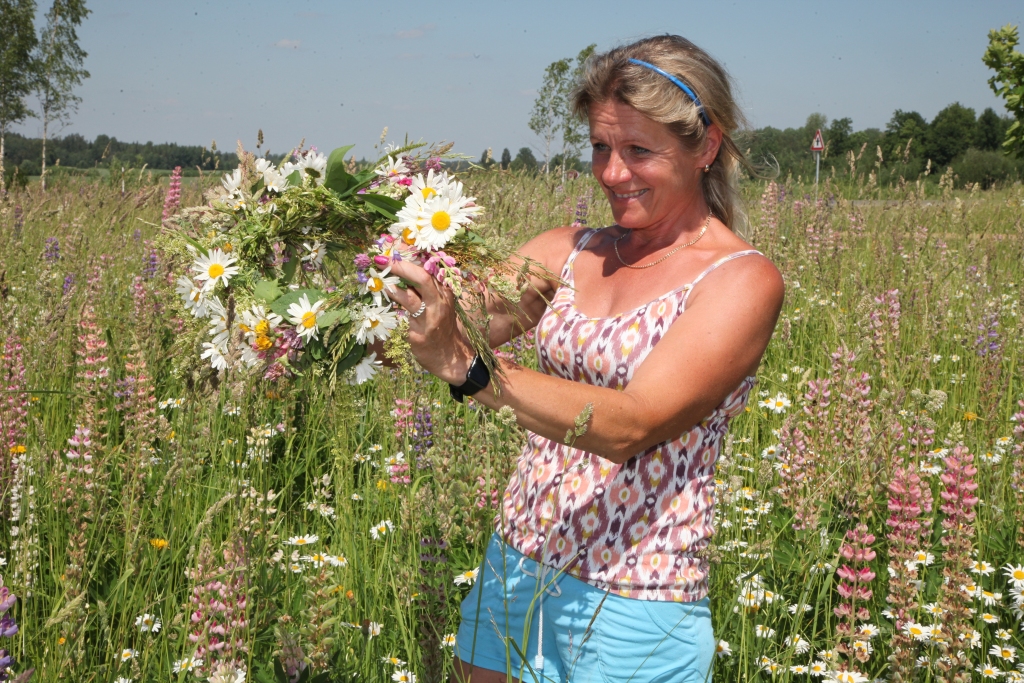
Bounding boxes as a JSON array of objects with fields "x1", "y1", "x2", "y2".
[{"x1": 13, "y1": 0, "x2": 1022, "y2": 161}]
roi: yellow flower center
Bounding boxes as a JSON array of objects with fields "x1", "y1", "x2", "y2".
[
  {"x1": 208, "y1": 263, "x2": 225, "y2": 278},
  {"x1": 255, "y1": 335, "x2": 273, "y2": 351},
  {"x1": 421, "y1": 187, "x2": 437, "y2": 200},
  {"x1": 301, "y1": 312, "x2": 317, "y2": 329},
  {"x1": 402, "y1": 227, "x2": 417, "y2": 245},
  {"x1": 239, "y1": 323, "x2": 252, "y2": 333},
  {"x1": 368, "y1": 277, "x2": 384, "y2": 292},
  {"x1": 191, "y1": 290, "x2": 201, "y2": 302},
  {"x1": 1012, "y1": 569, "x2": 1024, "y2": 580},
  {"x1": 431, "y1": 210, "x2": 451, "y2": 231},
  {"x1": 370, "y1": 319, "x2": 380, "y2": 328},
  {"x1": 255, "y1": 320, "x2": 271, "y2": 335}
]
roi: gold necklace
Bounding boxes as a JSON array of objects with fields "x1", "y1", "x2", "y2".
[{"x1": 613, "y1": 212, "x2": 712, "y2": 269}]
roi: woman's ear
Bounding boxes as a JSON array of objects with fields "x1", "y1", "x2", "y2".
[{"x1": 701, "y1": 124, "x2": 724, "y2": 169}]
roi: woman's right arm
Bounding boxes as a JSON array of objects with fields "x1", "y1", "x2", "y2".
[{"x1": 480, "y1": 225, "x2": 589, "y2": 348}]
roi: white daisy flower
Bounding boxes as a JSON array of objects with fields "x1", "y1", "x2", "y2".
[
  {"x1": 360, "y1": 267, "x2": 401, "y2": 306},
  {"x1": 172, "y1": 656, "x2": 203, "y2": 673},
  {"x1": 176, "y1": 276, "x2": 211, "y2": 317},
  {"x1": 973, "y1": 560, "x2": 996, "y2": 576},
  {"x1": 303, "y1": 553, "x2": 328, "y2": 568},
  {"x1": 405, "y1": 169, "x2": 450, "y2": 205},
  {"x1": 808, "y1": 661, "x2": 828, "y2": 677},
  {"x1": 263, "y1": 167, "x2": 288, "y2": 193},
  {"x1": 790, "y1": 665, "x2": 809, "y2": 674},
  {"x1": 442, "y1": 634, "x2": 457, "y2": 648},
  {"x1": 287, "y1": 534, "x2": 319, "y2": 546},
  {"x1": 351, "y1": 352, "x2": 383, "y2": 385},
  {"x1": 981, "y1": 612, "x2": 1000, "y2": 624},
  {"x1": 1004, "y1": 564, "x2": 1024, "y2": 588},
  {"x1": 327, "y1": 554, "x2": 348, "y2": 567},
  {"x1": 301, "y1": 240, "x2": 326, "y2": 267},
  {"x1": 367, "y1": 621, "x2": 382, "y2": 638},
  {"x1": 382, "y1": 656, "x2": 406, "y2": 666},
  {"x1": 297, "y1": 151, "x2": 327, "y2": 183},
  {"x1": 912, "y1": 550, "x2": 935, "y2": 566},
  {"x1": 785, "y1": 634, "x2": 811, "y2": 653},
  {"x1": 135, "y1": 613, "x2": 162, "y2": 632},
  {"x1": 903, "y1": 622, "x2": 928, "y2": 641},
  {"x1": 192, "y1": 248, "x2": 239, "y2": 291},
  {"x1": 716, "y1": 640, "x2": 732, "y2": 658},
  {"x1": 392, "y1": 670, "x2": 416, "y2": 683},
  {"x1": 201, "y1": 341, "x2": 229, "y2": 371},
  {"x1": 355, "y1": 305, "x2": 399, "y2": 345},
  {"x1": 119, "y1": 648, "x2": 138, "y2": 663},
  {"x1": 286, "y1": 294, "x2": 327, "y2": 342},
  {"x1": 454, "y1": 568, "x2": 479, "y2": 586},
  {"x1": 411, "y1": 194, "x2": 482, "y2": 251},
  {"x1": 831, "y1": 672, "x2": 868, "y2": 683},
  {"x1": 370, "y1": 519, "x2": 394, "y2": 539},
  {"x1": 221, "y1": 167, "x2": 244, "y2": 196},
  {"x1": 375, "y1": 155, "x2": 410, "y2": 184},
  {"x1": 976, "y1": 662, "x2": 1002, "y2": 679},
  {"x1": 754, "y1": 624, "x2": 776, "y2": 638},
  {"x1": 990, "y1": 644, "x2": 1017, "y2": 662}
]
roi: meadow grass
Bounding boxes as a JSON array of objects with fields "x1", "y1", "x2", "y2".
[{"x1": 0, "y1": 170, "x2": 1022, "y2": 683}]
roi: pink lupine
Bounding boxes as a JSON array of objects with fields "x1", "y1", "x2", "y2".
[
  {"x1": 162, "y1": 166, "x2": 182, "y2": 223},
  {"x1": 834, "y1": 525, "x2": 876, "y2": 664},
  {"x1": 0, "y1": 337, "x2": 28, "y2": 501},
  {"x1": 185, "y1": 541, "x2": 250, "y2": 675}
]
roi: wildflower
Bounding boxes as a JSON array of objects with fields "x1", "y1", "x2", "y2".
[
  {"x1": 715, "y1": 640, "x2": 732, "y2": 658},
  {"x1": 1005, "y1": 564, "x2": 1024, "y2": 589},
  {"x1": 791, "y1": 665, "x2": 809, "y2": 674},
  {"x1": 454, "y1": 568, "x2": 479, "y2": 586},
  {"x1": 149, "y1": 538, "x2": 169, "y2": 550},
  {"x1": 924, "y1": 602, "x2": 945, "y2": 617},
  {"x1": 289, "y1": 562, "x2": 303, "y2": 573},
  {"x1": 830, "y1": 672, "x2": 868, "y2": 683},
  {"x1": 964, "y1": 411, "x2": 979, "y2": 421},
  {"x1": 808, "y1": 661, "x2": 828, "y2": 677},
  {"x1": 976, "y1": 662, "x2": 1002, "y2": 679},
  {"x1": 981, "y1": 590, "x2": 1003, "y2": 606},
  {"x1": 912, "y1": 550, "x2": 935, "y2": 566},
  {"x1": 980, "y1": 451, "x2": 1003, "y2": 464},
  {"x1": 367, "y1": 621, "x2": 382, "y2": 638},
  {"x1": 192, "y1": 248, "x2": 239, "y2": 291},
  {"x1": 287, "y1": 534, "x2": 319, "y2": 546},
  {"x1": 351, "y1": 494, "x2": 363, "y2": 501},
  {"x1": 355, "y1": 305, "x2": 399, "y2": 345},
  {"x1": 760, "y1": 444, "x2": 780, "y2": 459},
  {"x1": 903, "y1": 622, "x2": 928, "y2": 641},
  {"x1": 857, "y1": 623, "x2": 880, "y2": 639},
  {"x1": 303, "y1": 553, "x2": 327, "y2": 568},
  {"x1": 951, "y1": 354, "x2": 960, "y2": 362},
  {"x1": 301, "y1": 240, "x2": 326, "y2": 266},
  {"x1": 990, "y1": 645, "x2": 1017, "y2": 662},
  {"x1": 119, "y1": 648, "x2": 138, "y2": 663},
  {"x1": 442, "y1": 634, "x2": 457, "y2": 648},
  {"x1": 135, "y1": 613, "x2": 162, "y2": 632},
  {"x1": 173, "y1": 656, "x2": 203, "y2": 673},
  {"x1": 327, "y1": 554, "x2": 348, "y2": 567},
  {"x1": 759, "y1": 393, "x2": 791, "y2": 413},
  {"x1": 360, "y1": 266, "x2": 401, "y2": 306},
  {"x1": 370, "y1": 519, "x2": 394, "y2": 539},
  {"x1": 175, "y1": 276, "x2": 210, "y2": 317},
  {"x1": 759, "y1": 657, "x2": 781, "y2": 674},
  {"x1": 286, "y1": 294, "x2": 327, "y2": 342},
  {"x1": 789, "y1": 603, "x2": 813, "y2": 614},
  {"x1": 376, "y1": 155, "x2": 409, "y2": 183},
  {"x1": 931, "y1": 354, "x2": 942, "y2": 363},
  {"x1": 754, "y1": 624, "x2": 776, "y2": 638},
  {"x1": 382, "y1": 656, "x2": 407, "y2": 666},
  {"x1": 972, "y1": 560, "x2": 996, "y2": 575},
  {"x1": 981, "y1": 612, "x2": 1000, "y2": 624},
  {"x1": 997, "y1": 629, "x2": 1013, "y2": 641},
  {"x1": 392, "y1": 671, "x2": 416, "y2": 683},
  {"x1": 785, "y1": 634, "x2": 811, "y2": 654},
  {"x1": 351, "y1": 353, "x2": 383, "y2": 385},
  {"x1": 962, "y1": 630, "x2": 983, "y2": 648}
]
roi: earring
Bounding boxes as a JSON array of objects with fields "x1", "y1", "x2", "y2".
[{"x1": 703, "y1": 164, "x2": 711, "y2": 173}]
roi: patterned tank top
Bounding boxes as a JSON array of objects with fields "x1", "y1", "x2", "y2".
[{"x1": 498, "y1": 228, "x2": 761, "y2": 602}]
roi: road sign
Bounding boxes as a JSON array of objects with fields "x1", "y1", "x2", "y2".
[{"x1": 811, "y1": 129, "x2": 825, "y2": 152}]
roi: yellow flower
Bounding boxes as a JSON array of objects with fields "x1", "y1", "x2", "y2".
[
  {"x1": 58, "y1": 636, "x2": 66, "y2": 645},
  {"x1": 150, "y1": 538, "x2": 169, "y2": 550},
  {"x1": 376, "y1": 480, "x2": 389, "y2": 490},
  {"x1": 9, "y1": 444, "x2": 26, "y2": 454},
  {"x1": 964, "y1": 411, "x2": 978, "y2": 421}
]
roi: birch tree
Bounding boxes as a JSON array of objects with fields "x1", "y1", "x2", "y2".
[
  {"x1": 0, "y1": 0, "x2": 38, "y2": 192},
  {"x1": 34, "y1": 0, "x2": 90, "y2": 190},
  {"x1": 529, "y1": 57, "x2": 570, "y2": 174}
]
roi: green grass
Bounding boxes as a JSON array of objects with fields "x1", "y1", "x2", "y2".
[{"x1": 0, "y1": 172, "x2": 1022, "y2": 683}]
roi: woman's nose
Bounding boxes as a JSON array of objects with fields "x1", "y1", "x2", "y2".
[{"x1": 601, "y1": 151, "x2": 631, "y2": 186}]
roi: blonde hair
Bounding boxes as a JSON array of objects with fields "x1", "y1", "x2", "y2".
[{"x1": 572, "y1": 35, "x2": 750, "y2": 235}]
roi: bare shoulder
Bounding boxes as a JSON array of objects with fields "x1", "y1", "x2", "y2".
[
  {"x1": 517, "y1": 225, "x2": 598, "y2": 279},
  {"x1": 689, "y1": 249, "x2": 785, "y2": 313}
]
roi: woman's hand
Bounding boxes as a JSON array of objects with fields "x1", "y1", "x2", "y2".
[{"x1": 385, "y1": 257, "x2": 476, "y2": 386}]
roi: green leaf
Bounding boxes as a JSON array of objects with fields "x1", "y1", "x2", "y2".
[
  {"x1": 281, "y1": 245, "x2": 298, "y2": 284},
  {"x1": 253, "y1": 279, "x2": 283, "y2": 303},
  {"x1": 316, "y1": 309, "x2": 347, "y2": 329},
  {"x1": 307, "y1": 339, "x2": 325, "y2": 360},
  {"x1": 323, "y1": 145, "x2": 356, "y2": 195},
  {"x1": 179, "y1": 233, "x2": 209, "y2": 258},
  {"x1": 360, "y1": 192, "x2": 403, "y2": 220},
  {"x1": 285, "y1": 169, "x2": 302, "y2": 187},
  {"x1": 333, "y1": 342, "x2": 366, "y2": 375},
  {"x1": 269, "y1": 288, "x2": 327, "y2": 318}
]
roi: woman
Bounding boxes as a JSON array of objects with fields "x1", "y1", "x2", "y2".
[{"x1": 387, "y1": 35, "x2": 784, "y2": 682}]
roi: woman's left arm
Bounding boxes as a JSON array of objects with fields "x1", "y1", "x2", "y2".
[{"x1": 387, "y1": 255, "x2": 784, "y2": 465}]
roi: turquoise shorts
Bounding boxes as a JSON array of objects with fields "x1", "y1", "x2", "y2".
[{"x1": 454, "y1": 533, "x2": 715, "y2": 683}]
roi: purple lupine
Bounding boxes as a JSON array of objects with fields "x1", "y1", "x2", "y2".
[
  {"x1": 62, "y1": 273, "x2": 75, "y2": 295},
  {"x1": 425, "y1": 156, "x2": 443, "y2": 172},
  {"x1": 571, "y1": 188, "x2": 593, "y2": 227},
  {"x1": 132, "y1": 227, "x2": 142, "y2": 241},
  {"x1": 162, "y1": 166, "x2": 183, "y2": 222},
  {"x1": 143, "y1": 247, "x2": 159, "y2": 279},
  {"x1": 0, "y1": 582, "x2": 19, "y2": 682},
  {"x1": 13, "y1": 206, "x2": 23, "y2": 233},
  {"x1": 412, "y1": 406, "x2": 434, "y2": 466},
  {"x1": 975, "y1": 312, "x2": 1000, "y2": 357},
  {"x1": 43, "y1": 237, "x2": 60, "y2": 261}
]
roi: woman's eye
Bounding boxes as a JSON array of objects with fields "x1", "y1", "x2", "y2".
[
  {"x1": 631, "y1": 146, "x2": 650, "y2": 155},
  {"x1": 592, "y1": 143, "x2": 609, "y2": 152}
]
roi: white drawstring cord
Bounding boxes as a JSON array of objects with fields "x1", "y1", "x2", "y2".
[{"x1": 518, "y1": 556, "x2": 562, "y2": 673}]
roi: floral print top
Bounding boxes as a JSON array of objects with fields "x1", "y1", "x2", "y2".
[{"x1": 499, "y1": 228, "x2": 761, "y2": 601}]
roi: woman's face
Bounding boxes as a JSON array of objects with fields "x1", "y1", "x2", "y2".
[{"x1": 588, "y1": 99, "x2": 709, "y2": 230}]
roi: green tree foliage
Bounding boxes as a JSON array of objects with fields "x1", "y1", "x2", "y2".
[
  {"x1": 559, "y1": 44, "x2": 596, "y2": 171},
  {"x1": 510, "y1": 147, "x2": 538, "y2": 173},
  {"x1": 34, "y1": 0, "x2": 90, "y2": 190},
  {"x1": 982, "y1": 24, "x2": 1024, "y2": 157},
  {"x1": 826, "y1": 117, "x2": 853, "y2": 158},
  {"x1": 0, "y1": 0, "x2": 38, "y2": 191},
  {"x1": 923, "y1": 102, "x2": 976, "y2": 167},
  {"x1": 975, "y1": 107, "x2": 1007, "y2": 151},
  {"x1": 882, "y1": 110, "x2": 928, "y2": 161},
  {"x1": 500, "y1": 147, "x2": 511, "y2": 170},
  {"x1": 529, "y1": 43, "x2": 596, "y2": 175}
]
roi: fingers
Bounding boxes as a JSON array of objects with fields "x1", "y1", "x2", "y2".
[
  {"x1": 386, "y1": 282, "x2": 422, "y2": 316},
  {"x1": 389, "y1": 258, "x2": 443, "y2": 306}
]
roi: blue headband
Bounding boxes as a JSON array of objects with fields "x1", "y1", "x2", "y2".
[{"x1": 628, "y1": 58, "x2": 710, "y2": 126}]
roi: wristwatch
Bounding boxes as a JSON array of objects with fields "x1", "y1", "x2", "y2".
[{"x1": 449, "y1": 355, "x2": 491, "y2": 403}]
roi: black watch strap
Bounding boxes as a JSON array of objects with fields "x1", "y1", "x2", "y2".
[{"x1": 449, "y1": 355, "x2": 491, "y2": 403}]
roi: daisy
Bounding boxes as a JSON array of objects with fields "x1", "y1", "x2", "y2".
[
  {"x1": 303, "y1": 553, "x2": 328, "y2": 568},
  {"x1": 351, "y1": 353, "x2": 383, "y2": 385},
  {"x1": 351, "y1": 494, "x2": 363, "y2": 501},
  {"x1": 760, "y1": 445, "x2": 780, "y2": 459},
  {"x1": 852, "y1": 640, "x2": 873, "y2": 657},
  {"x1": 791, "y1": 665, "x2": 809, "y2": 674},
  {"x1": 976, "y1": 662, "x2": 1002, "y2": 679},
  {"x1": 831, "y1": 672, "x2": 868, "y2": 683},
  {"x1": 857, "y1": 623, "x2": 880, "y2": 639},
  {"x1": 289, "y1": 563, "x2": 303, "y2": 573},
  {"x1": 192, "y1": 248, "x2": 239, "y2": 291},
  {"x1": 222, "y1": 167, "x2": 244, "y2": 196},
  {"x1": 785, "y1": 634, "x2": 811, "y2": 654},
  {"x1": 980, "y1": 451, "x2": 1003, "y2": 464},
  {"x1": 392, "y1": 670, "x2": 416, "y2": 683},
  {"x1": 382, "y1": 656, "x2": 407, "y2": 666},
  {"x1": 175, "y1": 276, "x2": 211, "y2": 317},
  {"x1": 355, "y1": 305, "x2": 399, "y2": 345},
  {"x1": 360, "y1": 266, "x2": 401, "y2": 306},
  {"x1": 764, "y1": 393, "x2": 791, "y2": 413},
  {"x1": 981, "y1": 590, "x2": 1003, "y2": 606},
  {"x1": 924, "y1": 602, "x2": 945, "y2": 617},
  {"x1": 412, "y1": 194, "x2": 482, "y2": 251},
  {"x1": 327, "y1": 554, "x2": 348, "y2": 567},
  {"x1": 982, "y1": 613, "x2": 1000, "y2": 624},
  {"x1": 376, "y1": 155, "x2": 409, "y2": 184},
  {"x1": 287, "y1": 534, "x2": 319, "y2": 546},
  {"x1": 367, "y1": 621, "x2": 382, "y2": 638},
  {"x1": 715, "y1": 640, "x2": 732, "y2": 658},
  {"x1": 201, "y1": 341, "x2": 229, "y2": 371},
  {"x1": 453, "y1": 568, "x2": 479, "y2": 586},
  {"x1": 973, "y1": 560, "x2": 996, "y2": 576},
  {"x1": 238, "y1": 304, "x2": 282, "y2": 340},
  {"x1": 912, "y1": 550, "x2": 935, "y2": 566},
  {"x1": 990, "y1": 645, "x2": 1017, "y2": 662},
  {"x1": 442, "y1": 634, "x2": 457, "y2": 648},
  {"x1": 119, "y1": 648, "x2": 137, "y2": 663},
  {"x1": 295, "y1": 151, "x2": 327, "y2": 182},
  {"x1": 286, "y1": 294, "x2": 327, "y2": 342},
  {"x1": 263, "y1": 167, "x2": 288, "y2": 193},
  {"x1": 135, "y1": 613, "x2": 161, "y2": 632},
  {"x1": 808, "y1": 661, "x2": 828, "y2": 677},
  {"x1": 755, "y1": 624, "x2": 776, "y2": 638},
  {"x1": 1005, "y1": 564, "x2": 1024, "y2": 588},
  {"x1": 962, "y1": 630, "x2": 983, "y2": 648},
  {"x1": 370, "y1": 519, "x2": 394, "y2": 539},
  {"x1": 903, "y1": 622, "x2": 928, "y2": 641},
  {"x1": 997, "y1": 629, "x2": 1013, "y2": 641},
  {"x1": 301, "y1": 240, "x2": 326, "y2": 267},
  {"x1": 172, "y1": 656, "x2": 203, "y2": 673},
  {"x1": 759, "y1": 658, "x2": 780, "y2": 674}
]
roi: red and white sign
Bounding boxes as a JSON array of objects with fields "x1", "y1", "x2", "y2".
[{"x1": 811, "y1": 129, "x2": 825, "y2": 152}]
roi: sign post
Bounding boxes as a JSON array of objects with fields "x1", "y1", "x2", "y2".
[{"x1": 811, "y1": 129, "x2": 824, "y2": 200}]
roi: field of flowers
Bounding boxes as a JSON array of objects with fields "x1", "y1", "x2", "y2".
[{"x1": 0, "y1": 168, "x2": 1023, "y2": 683}]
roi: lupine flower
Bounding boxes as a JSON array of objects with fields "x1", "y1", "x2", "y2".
[{"x1": 162, "y1": 166, "x2": 182, "y2": 222}]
